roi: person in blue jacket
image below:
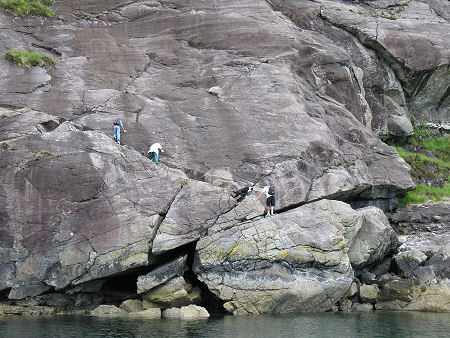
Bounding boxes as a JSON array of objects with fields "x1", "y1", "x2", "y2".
[{"x1": 113, "y1": 119, "x2": 126, "y2": 144}]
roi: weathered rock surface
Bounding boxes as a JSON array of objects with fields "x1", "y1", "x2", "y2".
[
  {"x1": 162, "y1": 304, "x2": 210, "y2": 320},
  {"x1": 137, "y1": 255, "x2": 188, "y2": 294},
  {"x1": 390, "y1": 202, "x2": 450, "y2": 234},
  {"x1": 91, "y1": 304, "x2": 126, "y2": 315},
  {"x1": 0, "y1": 303, "x2": 55, "y2": 316},
  {"x1": 141, "y1": 276, "x2": 201, "y2": 309},
  {"x1": 1, "y1": 0, "x2": 447, "y2": 314},
  {"x1": 119, "y1": 299, "x2": 145, "y2": 313},
  {"x1": 193, "y1": 199, "x2": 397, "y2": 314},
  {"x1": 360, "y1": 284, "x2": 380, "y2": 304},
  {"x1": 0, "y1": 118, "x2": 187, "y2": 299},
  {"x1": 346, "y1": 230, "x2": 450, "y2": 312}
]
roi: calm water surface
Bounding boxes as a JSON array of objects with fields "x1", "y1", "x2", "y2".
[{"x1": 0, "y1": 312, "x2": 449, "y2": 338}]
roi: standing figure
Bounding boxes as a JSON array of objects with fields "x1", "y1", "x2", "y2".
[
  {"x1": 113, "y1": 119, "x2": 126, "y2": 145},
  {"x1": 147, "y1": 143, "x2": 164, "y2": 163},
  {"x1": 257, "y1": 185, "x2": 275, "y2": 217}
]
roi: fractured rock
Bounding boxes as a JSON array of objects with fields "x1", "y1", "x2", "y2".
[
  {"x1": 137, "y1": 255, "x2": 188, "y2": 294},
  {"x1": 194, "y1": 199, "x2": 397, "y2": 314}
]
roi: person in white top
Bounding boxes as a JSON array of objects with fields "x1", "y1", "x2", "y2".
[
  {"x1": 147, "y1": 143, "x2": 164, "y2": 163},
  {"x1": 257, "y1": 185, "x2": 275, "y2": 217}
]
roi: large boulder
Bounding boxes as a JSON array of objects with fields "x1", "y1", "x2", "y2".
[
  {"x1": 141, "y1": 277, "x2": 201, "y2": 309},
  {"x1": 162, "y1": 305, "x2": 210, "y2": 320},
  {"x1": 193, "y1": 199, "x2": 397, "y2": 314},
  {"x1": 90, "y1": 304, "x2": 126, "y2": 315}
]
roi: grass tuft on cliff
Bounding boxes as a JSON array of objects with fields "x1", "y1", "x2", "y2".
[
  {"x1": 0, "y1": 0, "x2": 55, "y2": 17},
  {"x1": 394, "y1": 129, "x2": 449, "y2": 207},
  {"x1": 4, "y1": 50, "x2": 57, "y2": 68}
]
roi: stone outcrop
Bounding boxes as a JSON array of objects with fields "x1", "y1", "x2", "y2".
[
  {"x1": 193, "y1": 199, "x2": 397, "y2": 314},
  {"x1": 119, "y1": 299, "x2": 145, "y2": 313},
  {"x1": 335, "y1": 215, "x2": 450, "y2": 313},
  {"x1": 137, "y1": 255, "x2": 188, "y2": 294},
  {"x1": 0, "y1": 0, "x2": 447, "y2": 315},
  {"x1": 390, "y1": 202, "x2": 450, "y2": 234},
  {"x1": 91, "y1": 304, "x2": 126, "y2": 315},
  {"x1": 162, "y1": 305, "x2": 210, "y2": 320},
  {"x1": 141, "y1": 277, "x2": 201, "y2": 309}
]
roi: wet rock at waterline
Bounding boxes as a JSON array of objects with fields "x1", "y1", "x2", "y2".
[{"x1": 162, "y1": 305, "x2": 210, "y2": 320}]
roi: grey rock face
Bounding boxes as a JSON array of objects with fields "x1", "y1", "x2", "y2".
[
  {"x1": 3, "y1": 0, "x2": 441, "y2": 313},
  {"x1": 391, "y1": 202, "x2": 450, "y2": 234},
  {"x1": 394, "y1": 231, "x2": 450, "y2": 282},
  {"x1": 193, "y1": 199, "x2": 397, "y2": 314},
  {"x1": 360, "y1": 284, "x2": 380, "y2": 304},
  {"x1": 0, "y1": 118, "x2": 187, "y2": 299},
  {"x1": 137, "y1": 255, "x2": 188, "y2": 294},
  {"x1": 141, "y1": 276, "x2": 200, "y2": 309},
  {"x1": 90, "y1": 304, "x2": 126, "y2": 315},
  {"x1": 347, "y1": 207, "x2": 399, "y2": 270},
  {"x1": 119, "y1": 299, "x2": 145, "y2": 313},
  {"x1": 162, "y1": 304, "x2": 210, "y2": 320},
  {"x1": 152, "y1": 181, "x2": 235, "y2": 254}
]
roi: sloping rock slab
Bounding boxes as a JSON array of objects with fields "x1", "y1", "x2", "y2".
[{"x1": 0, "y1": 124, "x2": 187, "y2": 299}]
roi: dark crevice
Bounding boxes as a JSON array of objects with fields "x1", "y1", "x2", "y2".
[
  {"x1": 0, "y1": 289, "x2": 11, "y2": 301},
  {"x1": 437, "y1": 84, "x2": 450, "y2": 109},
  {"x1": 184, "y1": 243, "x2": 226, "y2": 314},
  {"x1": 100, "y1": 266, "x2": 150, "y2": 304},
  {"x1": 148, "y1": 241, "x2": 196, "y2": 267}
]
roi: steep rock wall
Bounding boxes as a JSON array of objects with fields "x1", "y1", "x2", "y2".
[{"x1": 1, "y1": 0, "x2": 447, "y2": 312}]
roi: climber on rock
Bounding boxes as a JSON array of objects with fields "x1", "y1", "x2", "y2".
[
  {"x1": 147, "y1": 142, "x2": 164, "y2": 164},
  {"x1": 257, "y1": 185, "x2": 275, "y2": 217},
  {"x1": 232, "y1": 186, "x2": 253, "y2": 202},
  {"x1": 113, "y1": 119, "x2": 126, "y2": 145}
]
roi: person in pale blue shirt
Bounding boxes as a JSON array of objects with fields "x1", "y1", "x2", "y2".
[
  {"x1": 113, "y1": 119, "x2": 126, "y2": 145},
  {"x1": 147, "y1": 143, "x2": 164, "y2": 163}
]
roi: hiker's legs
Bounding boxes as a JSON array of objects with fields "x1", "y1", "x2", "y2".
[
  {"x1": 267, "y1": 196, "x2": 275, "y2": 215},
  {"x1": 113, "y1": 126, "x2": 120, "y2": 143},
  {"x1": 152, "y1": 152, "x2": 159, "y2": 163}
]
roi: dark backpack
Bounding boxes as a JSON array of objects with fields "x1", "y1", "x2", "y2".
[
  {"x1": 113, "y1": 120, "x2": 121, "y2": 126},
  {"x1": 268, "y1": 186, "x2": 275, "y2": 196}
]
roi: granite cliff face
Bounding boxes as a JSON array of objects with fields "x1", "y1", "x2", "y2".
[{"x1": 0, "y1": 0, "x2": 448, "y2": 314}]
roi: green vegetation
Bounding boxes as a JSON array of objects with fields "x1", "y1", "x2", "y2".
[
  {"x1": 34, "y1": 150, "x2": 57, "y2": 160},
  {"x1": 4, "y1": 50, "x2": 57, "y2": 68},
  {"x1": 0, "y1": 0, "x2": 55, "y2": 17},
  {"x1": 400, "y1": 183, "x2": 450, "y2": 207},
  {"x1": 78, "y1": 11, "x2": 108, "y2": 20},
  {"x1": 393, "y1": 124, "x2": 449, "y2": 207}
]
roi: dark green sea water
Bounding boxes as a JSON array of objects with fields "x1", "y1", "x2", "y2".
[{"x1": 0, "y1": 312, "x2": 449, "y2": 338}]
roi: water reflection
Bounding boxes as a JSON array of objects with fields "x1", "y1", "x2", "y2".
[{"x1": 0, "y1": 312, "x2": 449, "y2": 338}]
